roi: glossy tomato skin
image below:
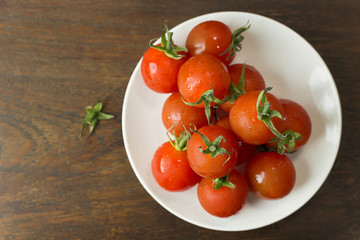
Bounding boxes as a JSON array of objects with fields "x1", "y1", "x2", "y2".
[
  {"x1": 141, "y1": 44, "x2": 188, "y2": 93},
  {"x1": 220, "y1": 64, "x2": 266, "y2": 112},
  {"x1": 237, "y1": 141, "x2": 258, "y2": 165},
  {"x1": 229, "y1": 90, "x2": 284, "y2": 145},
  {"x1": 214, "y1": 116, "x2": 232, "y2": 130},
  {"x1": 152, "y1": 142, "x2": 201, "y2": 191},
  {"x1": 215, "y1": 117, "x2": 257, "y2": 165},
  {"x1": 197, "y1": 169, "x2": 248, "y2": 217},
  {"x1": 186, "y1": 20, "x2": 234, "y2": 65},
  {"x1": 245, "y1": 152, "x2": 296, "y2": 199},
  {"x1": 178, "y1": 54, "x2": 231, "y2": 108},
  {"x1": 187, "y1": 125, "x2": 238, "y2": 179},
  {"x1": 278, "y1": 99, "x2": 312, "y2": 151},
  {"x1": 162, "y1": 92, "x2": 209, "y2": 136}
]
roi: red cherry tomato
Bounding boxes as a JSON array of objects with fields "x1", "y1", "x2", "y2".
[
  {"x1": 214, "y1": 116, "x2": 232, "y2": 130},
  {"x1": 215, "y1": 117, "x2": 257, "y2": 165},
  {"x1": 237, "y1": 140, "x2": 258, "y2": 165},
  {"x1": 229, "y1": 90, "x2": 284, "y2": 145},
  {"x1": 141, "y1": 44, "x2": 188, "y2": 93},
  {"x1": 187, "y1": 125, "x2": 238, "y2": 179},
  {"x1": 186, "y1": 20, "x2": 234, "y2": 65},
  {"x1": 220, "y1": 63, "x2": 266, "y2": 112},
  {"x1": 197, "y1": 169, "x2": 248, "y2": 217},
  {"x1": 245, "y1": 152, "x2": 296, "y2": 199},
  {"x1": 162, "y1": 92, "x2": 209, "y2": 136},
  {"x1": 178, "y1": 54, "x2": 231, "y2": 108},
  {"x1": 277, "y1": 99, "x2": 312, "y2": 151},
  {"x1": 152, "y1": 141, "x2": 201, "y2": 191}
]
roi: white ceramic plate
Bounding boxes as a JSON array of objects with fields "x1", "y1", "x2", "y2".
[{"x1": 122, "y1": 11, "x2": 342, "y2": 231}]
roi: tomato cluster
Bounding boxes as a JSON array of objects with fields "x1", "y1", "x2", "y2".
[{"x1": 141, "y1": 20, "x2": 312, "y2": 218}]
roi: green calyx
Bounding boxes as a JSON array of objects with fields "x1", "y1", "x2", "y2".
[
  {"x1": 149, "y1": 22, "x2": 188, "y2": 60},
  {"x1": 256, "y1": 88, "x2": 302, "y2": 154},
  {"x1": 182, "y1": 88, "x2": 224, "y2": 125},
  {"x1": 223, "y1": 63, "x2": 247, "y2": 104},
  {"x1": 79, "y1": 102, "x2": 114, "y2": 138},
  {"x1": 191, "y1": 127, "x2": 231, "y2": 165},
  {"x1": 212, "y1": 174, "x2": 236, "y2": 190},
  {"x1": 220, "y1": 21, "x2": 251, "y2": 61},
  {"x1": 166, "y1": 124, "x2": 190, "y2": 152},
  {"x1": 256, "y1": 87, "x2": 284, "y2": 139},
  {"x1": 268, "y1": 129, "x2": 302, "y2": 154},
  {"x1": 183, "y1": 64, "x2": 246, "y2": 124}
]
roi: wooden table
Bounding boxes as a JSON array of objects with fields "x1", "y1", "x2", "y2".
[{"x1": 0, "y1": 1, "x2": 359, "y2": 239}]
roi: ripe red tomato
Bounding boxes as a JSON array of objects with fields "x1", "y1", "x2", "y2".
[
  {"x1": 277, "y1": 99, "x2": 312, "y2": 151},
  {"x1": 162, "y1": 92, "x2": 210, "y2": 136},
  {"x1": 245, "y1": 152, "x2": 296, "y2": 199},
  {"x1": 220, "y1": 63, "x2": 266, "y2": 112},
  {"x1": 197, "y1": 169, "x2": 248, "y2": 217},
  {"x1": 237, "y1": 140, "x2": 258, "y2": 165},
  {"x1": 152, "y1": 141, "x2": 201, "y2": 191},
  {"x1": 215, "y1": 117, "x2": 257, "y2": 165},
  {"x1": 178, "y1": 54, "x2": 231, "y2": 108},
  {"x1": 214, "y1": 116, "x2": 232, "y2": 130},
  {"x1": 186, "y1": 20, "x2": 235, "y2": 65},
  {"x1": 141, "y1": 44, "x2": 188, "y2": 93},
  {"x1": 229, "y1": 90, "x2": 284, "y2": 145},
  {"x1": 187, "y1": 125, "x2": 238, "y2": 179}
]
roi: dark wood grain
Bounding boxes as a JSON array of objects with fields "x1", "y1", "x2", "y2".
[{"x1": 0, "y1": 0, "x2": 359, "y2": 239}]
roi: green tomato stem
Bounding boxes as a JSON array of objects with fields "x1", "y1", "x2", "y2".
[
  {"x1": 269, "y1": 129, "x2": 302, "y2": 154},
  {"x1": 79, "y1": 102, "x2": 114, "y2": 138},
  {"x1": 256, "y1": 88, "x2": 303, "y2": 154},
  {"x1": 166, "y1": 124, "x2": 190, "y2": 152},
  {"x1": 182, "y1": 88, "x2": 225, "y2": 125},
  {"x1": 220, "y1": 21, "x2": 251, "y2": 61},
  {"x1": 212, "y1": 174, "x2": 236, "y2": 190},
  {"x1": 256, "y1": 87, "x2": 284, "y2": 139},
  {"x1": 191, "y1": 128, "x2": 231, "y2": 165},
  {"x1": 149, "y1": 21, "x2": 187, "y2": 60},
  {"x1": 222, "y1": 63, "x2": 247, "y2": 104}
]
